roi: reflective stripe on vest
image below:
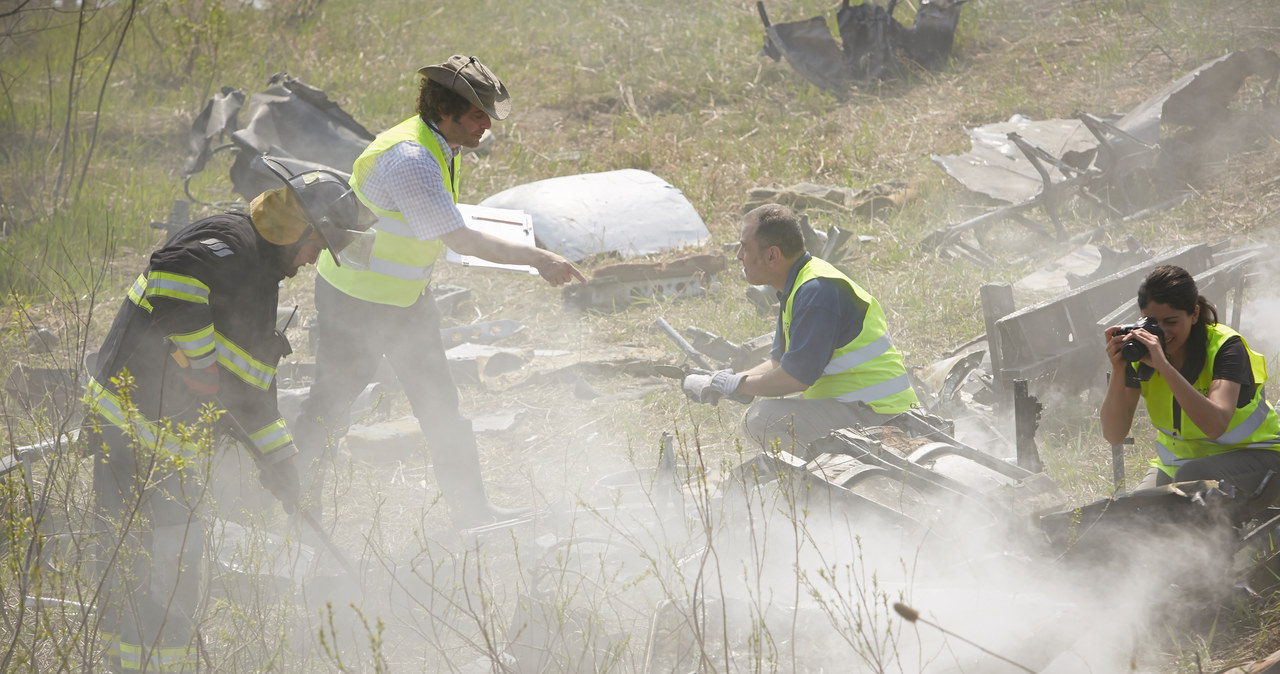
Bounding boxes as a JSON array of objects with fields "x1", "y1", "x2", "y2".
[
  {"x1": 144, "y1": 271, "x2": 210, "y2": 305},
  {"x1": 1139, "y1": 323, "x2": 1280, "y2": 476},
  {"x1": 782, "y1": 257, "x2": 918, "y2": 414},
  {"x1": 318, "y1": 115, "x2": 456, "y2": 307}
]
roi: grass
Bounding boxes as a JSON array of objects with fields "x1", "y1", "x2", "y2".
[{"x1": 4, "y1": 0, "x2": 1280, "y2": 670}]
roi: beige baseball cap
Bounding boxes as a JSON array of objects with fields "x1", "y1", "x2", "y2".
[{"x1": 418, "y1": 55, "x2": 511, "y2": 120}]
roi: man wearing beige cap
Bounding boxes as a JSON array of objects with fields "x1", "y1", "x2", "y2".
[{"x1": 295, "y1": 55, "x2": 583, "y2": 529}]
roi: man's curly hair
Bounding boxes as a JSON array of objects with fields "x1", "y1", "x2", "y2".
[{"x1": 417, "y1": 78, "x2": 472, "y2": 124}]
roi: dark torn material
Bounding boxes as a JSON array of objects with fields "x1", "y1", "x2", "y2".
[
  {"x1": 758, "y1": 0, "x2": 966, "y2": 90},
  {"x1": 926, "y1": 49, "x2": 1280, "y2": 256},
  {"x1": 182, "y1": 72, "x2": 374, "y2": 206}
]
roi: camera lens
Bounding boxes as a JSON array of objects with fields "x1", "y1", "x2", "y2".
[{"x1": 1121, "y1": 339, "x2": 1149, "y2": 363}]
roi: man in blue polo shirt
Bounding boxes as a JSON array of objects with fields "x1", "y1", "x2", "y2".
[{"x1": 683, "y1": 204, "x2": 918, "y2": 457}]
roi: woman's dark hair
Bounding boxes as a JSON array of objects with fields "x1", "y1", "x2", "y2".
[
  {"x1": 1138, "y1": 264, "x2": 1218, "y2": 326},
  {"x1": 417, "y1": 78, "x2": 472, "y2": 124}
]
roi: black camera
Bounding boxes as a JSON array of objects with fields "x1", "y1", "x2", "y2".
[{"x1": 1115, "y1": 317, "x2": 1164, "y2": 363}]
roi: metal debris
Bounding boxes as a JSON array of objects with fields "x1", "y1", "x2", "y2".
[
  {"x1": 925, "y1": 49, "x2": 1280, "y2": 257},
  {"x1": 758, "y1": 0, "x2": 967, "y2": 90},
  {"x1": 682, "y1": 327, "x2": 773, "y2": 372},
  {"x1": 562, "y1": 253, "x2": 726, "y2": 312},
  {"x1": 480, "y1": 169, "x2": 710, "y2": 262},
  {"x1": 743, "y1": 180, "x2": 910, "y2": 217},
  {"x1": 445, "y1": 343, "x2": 529, "y2": 384},
  {"x1": 182, "y1": 72, "x2": 374, "y2": 206},
  {"x1": 1012, "y1": 239, "x2": 1151, "y2": 299}
]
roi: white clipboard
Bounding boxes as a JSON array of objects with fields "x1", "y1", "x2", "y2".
[{"x1": 444, "y1": 204, "x2": 539, "y2": 275}]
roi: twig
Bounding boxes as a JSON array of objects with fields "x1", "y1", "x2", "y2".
[
  {"x1": 894, "y1": 602, "x2": 1036, "y2": 673},
  {"x1": 75, "y1": 0, "x2": 139, "y2": 200}
]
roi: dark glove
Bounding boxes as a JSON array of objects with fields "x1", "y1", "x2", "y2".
[{"x1": 259, "y1": 456, "x2": 300, "y2": 513}]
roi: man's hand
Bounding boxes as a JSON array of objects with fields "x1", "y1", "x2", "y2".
[
  {"x1": 682, "y1": 369, "x2": 750, "y2": 405},
  {"x1": 259, "y1": 457, "x2": 300, "y2": 513},
  {"x1": 534, "y1": 251, "x2": 586, "y2": 287}
]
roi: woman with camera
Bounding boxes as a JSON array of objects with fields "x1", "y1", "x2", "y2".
[{"x1": 1101, "y1": 264, "x2": 1280, "y2": 495}]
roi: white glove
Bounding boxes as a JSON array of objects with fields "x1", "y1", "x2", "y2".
[
  {"x1": 682, "y1": 370, "x2": 746, "y2": 405},
  {"x1": 682, "y1": 373, "x2": 718, "y2": 404},
  {"x1": 708, "y1": 369, "x2": 745, "y2": 395}
]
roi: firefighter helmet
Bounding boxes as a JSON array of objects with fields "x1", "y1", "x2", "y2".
[{"x1": 257, "y1": 156, "x2": 376, "y2": 266}]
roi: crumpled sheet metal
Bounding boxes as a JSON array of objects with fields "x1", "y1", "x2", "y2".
[
  {"x1": 182, "y1": 86, "x2": 245, "y2": 178},
  {"x1": 1114, "y1": 47, "x2": 1280, "y2": 147},
  {"x1": 931, "y1": 115, "x2": 1102, "y2": 204},
  {"x1": 933, "y1": 49, "x2": 1280, "y2": 205},
  {"x1": 758, "y1": 0, "x2": 966, "y2": 90},
  {"x1": 762, "y1": 15, "x2": 850, "y2": 91},
  {"x1": 183, "y1": 72, "x2": 374, "y2": 203},
  {"x1": 479, "y1": 169, "x2": 709, "y2": 262}
]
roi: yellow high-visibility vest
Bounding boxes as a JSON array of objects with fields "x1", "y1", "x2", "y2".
[
  {"x1": 318, "y1": 116, "x2": 458, "y2": 307},
  {"x1": 1137, "y1": 322, "x2": 1280, "y2": 477},
  {"x1": 782, "y1": 256, "x2": 918, "y2": 413}
]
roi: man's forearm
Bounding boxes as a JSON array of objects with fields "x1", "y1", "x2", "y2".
[
  {"x1": 439, "y1": 226, "x2": 583, "y2": 286},
  {"x1": 738, "y1": 361, "x2": 808, "y2": 397},
  {"x1": 441, "y1": 227, "x2": 541, "y2": 265}
]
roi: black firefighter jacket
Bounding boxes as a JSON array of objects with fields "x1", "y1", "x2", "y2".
[{"x1": 86, "y1": 212, "x2": 296, "y2": 463}]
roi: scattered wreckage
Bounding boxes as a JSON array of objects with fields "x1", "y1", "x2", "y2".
[
  {"x1": 913, "y1": 238, "x2": 1265, "y2": 426},
  {"x1": 926, "y1": 48, "x2": 1280, "y2": 260},
  {"x1": 758, "y1": 0, "x2": 967, "y2": 90},
  {"x1": 176, "y1": 73, "x2": 710, "y2": 268},
  {"x1": 12, "y1": 363, "x2": 1280, "y2": 671},
  {"x1": 7, "y1": 245, "x2": 1280, "y2": 671},
  {"x1": 489, "y1": 407, "x2": 1280, "y2": 672}
]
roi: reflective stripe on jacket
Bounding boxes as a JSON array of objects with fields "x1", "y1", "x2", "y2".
[
  {"x1": 85, "y1": 377, "x2": 205, "y2": 457},
  {"x1": 88, "y1": 212, "x2": 296, "y2": 462},
  {"x1": 317, "y1": 115, "x2": 457, "y2": 307},
  {"x1": 1138, "y1": 323, "x2": 1280, "y2": 476},
  {"x1": 102, "y1": 631, "x2": 197, "y2": 672},
  {"x1": 782, "y1": 256, "x2": 918, "y2": 414}
]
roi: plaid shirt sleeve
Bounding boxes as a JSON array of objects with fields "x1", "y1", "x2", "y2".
[{"x1": 358, "y1": 139, "x2": 466, "y2": 241}]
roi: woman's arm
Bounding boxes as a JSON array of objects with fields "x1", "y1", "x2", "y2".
[
  {"x1": 1158, "y1": 369, "x2": 1240, "y2": 439},
  {"x1": 1100, "y1": 326, "x2": 1142, "y2": 444},
  {"x1": 1128, "y1": 326, "x2": 1241, "y2": 439}
]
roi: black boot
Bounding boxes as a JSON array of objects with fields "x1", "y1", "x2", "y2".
[{"x1": 430, "y1": 419, "x2": 530, "y2": 529}]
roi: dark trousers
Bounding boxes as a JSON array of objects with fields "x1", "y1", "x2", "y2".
[
  {"x1": 743, "y1": 396, "x2": 895, "y2": 460},
  {"x1": 1148, "y1": 448, "x2": 1280, "y2": 497},
  {"x1": 91, "y1": 421, "x2": 205, "y2": 672},
  {"x1": 293, "y1": 277, "x2": 481, "y2": 514}
]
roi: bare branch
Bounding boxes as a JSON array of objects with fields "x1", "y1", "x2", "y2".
[{"x1": 75, "y1": 0, "x2": 139, "y2": 200}]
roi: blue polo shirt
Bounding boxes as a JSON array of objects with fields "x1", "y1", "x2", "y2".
[{"x1": 769, "y1": 253, "x2": 869, "y2": 386}]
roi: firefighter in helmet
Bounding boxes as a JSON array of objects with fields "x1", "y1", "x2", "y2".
[{"x1": 85, "y1": 157, "x2": 373, "y2": 672}]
